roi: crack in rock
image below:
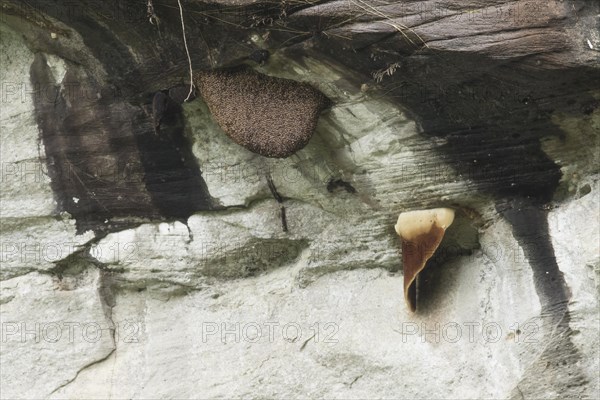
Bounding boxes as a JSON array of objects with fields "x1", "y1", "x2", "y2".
[{"x1": 49, "y1": 347, "x2": 116, "y2": 396}]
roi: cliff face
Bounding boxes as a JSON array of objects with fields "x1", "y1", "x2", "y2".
[{"x1": 1, "y1": 1, "x2": 599, "y2": 399}]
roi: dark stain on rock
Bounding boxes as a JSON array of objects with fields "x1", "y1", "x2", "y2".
[
  {"x1": 500, "y1": 198, "x2": 586, "y2": 398},
  {"x1": 136, "y1": 94, "x2": 216, "y2": 220},
  {"x1": 195, "y1": 67, "x2": 330, "y2": 158},
  {"x1": 327, "y1": 178, "x2": 357, "y2": 194},
  {"x1": 168, "y1": 85, "x2": 196, "y2": 105},
  {"x1": 151, "y1": 86, "x2": 195, "y2": 135},
  {"x1": 151, "y1": 91, "x2": 169, "y2": 135},
  {"x1": 30, "y1": 53, "x2": 215, "y2": 234},
  {"x1": 499, "y1": 199, "x2": 570, "y2": 323}
]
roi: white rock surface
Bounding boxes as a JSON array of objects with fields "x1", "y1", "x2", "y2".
[
  {"x1": 0, "y1": 269, "x2": 115, "y2": 399},
  {"x1": 550, "y1": 180, "x2": 600, "y2": 392},
  {"x1": 0, "y1": 24, "x2": 94, "y2": 281},
  {"x1": 0, "y1": 22, "x2": 598, "y2": 400}
]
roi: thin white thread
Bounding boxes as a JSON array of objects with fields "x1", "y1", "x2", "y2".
[{"x1": 177, "y1": 0, "x2": 194, "y2": 101}]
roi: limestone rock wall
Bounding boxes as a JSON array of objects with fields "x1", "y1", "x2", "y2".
[{"x1": 0, "y1": 1, "x2": 599, "y2": 399}]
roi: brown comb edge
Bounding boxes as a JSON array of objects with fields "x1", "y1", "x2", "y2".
[{"x1": 402, "y1": 224, "x2": 446, "y2": 312}]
